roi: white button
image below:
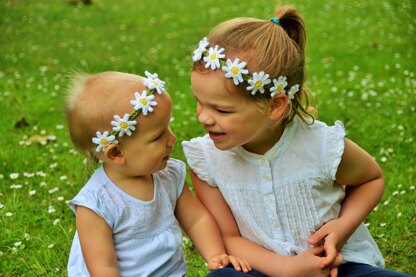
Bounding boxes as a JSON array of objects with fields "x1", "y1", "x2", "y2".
[
  {"x1": 267, "y1": 195, "x2": 273, "y2": 204},
  {"x1": 263, "y1": 174, "x2": 271, "y2": 181}
]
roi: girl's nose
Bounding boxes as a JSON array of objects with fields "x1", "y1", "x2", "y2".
[{"x1": 197, "y1": 107, "x2": 214, "y2": 126}]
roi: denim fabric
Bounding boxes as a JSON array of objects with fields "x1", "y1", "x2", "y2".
[{"x1": 339, "y1": 262, "x2": 414, "y2": 277}]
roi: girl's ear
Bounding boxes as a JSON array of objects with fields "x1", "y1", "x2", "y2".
[
  {"x1": 268, "y1": 93, "x2": 288, "y2": 121},
  {"x1": 104, "y1": 144, "x2": 125, "y2": 164}
]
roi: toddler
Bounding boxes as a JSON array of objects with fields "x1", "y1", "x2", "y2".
[
  {"x1": 64, "y1": 71, "x2": 250, "y2": 276},
  {"x1": 183, "y1": 4, "x2": 413, "y2": 277}
]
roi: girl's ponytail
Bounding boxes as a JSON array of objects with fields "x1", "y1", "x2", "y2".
[{"x1": 274, "y1": 6, "x2": 306, "y2": 52}]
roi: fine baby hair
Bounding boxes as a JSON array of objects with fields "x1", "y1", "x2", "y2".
[
  {"x1": 65, "y1": 71, "x2": 164, "y2": 161},
  {"x1": 192, "y1": 6, "x2": 315, "y2": 125}
]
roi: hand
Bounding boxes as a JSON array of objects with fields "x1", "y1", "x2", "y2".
[
  {"x1": 309, "y1": 218, "x2": 348, "y2": 269},
  {"x1": 207, "y1": 254, "x2": 251, "y2": 273},
  {"x1": 292, "y1": 247, "x2": 343, "y2": 277}
]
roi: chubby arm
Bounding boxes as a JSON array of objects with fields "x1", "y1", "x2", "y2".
[
  {"x1": 310, "y1": 138, "x2": 384, "y2": 266},
  {"x1": 191, "y1": 170, "x2": 340, "y2": 277},
  {"x1": 76, "y1": 206, "x2": 119, "y2": 277},
  {"x1": 175, "y1": 182, "x2": 250, "y2": 272}
]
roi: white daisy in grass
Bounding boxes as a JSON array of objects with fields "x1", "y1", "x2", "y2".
[
  {"x1": 111, "y1": 114, "x2": 137, "y2": 137},
  {"x1": 144, "y1": 71, "x2": 166, "y2": 94},
  {"x1": 193, "y1": 37, "x2": 209, "y2": 62},
  {"x1": 203, "y1": 45, "x2": 225, "y2": 70},
  {"x1": 270, "y1": 76, "x2": 288, "y2": 97},
  {"x1": 130, "y1": 90, "x2": 157, "y2": 115},
  {"x1": 92, "y1": 131, "x2": 118, "y2": 152},
  {"x1": 247, "y1": 71, "x2": 271, "y2": 95},
  {"x1": 222, "y1": 58, "x2": 249, "y2": 85},
  {"x1": 287, "y1": 84, "x2": 299, "y2": 99}
]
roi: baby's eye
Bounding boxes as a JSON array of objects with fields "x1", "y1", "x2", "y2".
[
  {"x1": 217, "y1": 109, "x2": 232, "y2": 114},
  {"x1": 153, "y1": 131, "x2": 165, "y2": 141}
]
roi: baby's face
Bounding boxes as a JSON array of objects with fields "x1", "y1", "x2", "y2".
[{"x1": 118, "y1": 91, "x2": 176, "y2": 176}]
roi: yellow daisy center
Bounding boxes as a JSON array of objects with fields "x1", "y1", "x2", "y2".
[
  {"x1": 140, "y1": 99, "x2": 149, "y2": 106},
  {"x1": 231, "y1": 67, "x2": 240, "y2": 75},
  {"x1": 120, "y1": 122, "x2": 128, "y2": 129},
  {"x1": 152, "y1": 80, "x2": 158, "y2": 86},
  {"x1": 210, "y1": 53, "x2": 217, "y2": 60},
  {"x1": 255, "y1": 80, "x2": 263, "y2": 88},
  {"x1": 100, "y1": 138, "x2": 108, "y2": 145},
  {"x1": 277, "y1": 84, "x2": 283, "y2": 91}
]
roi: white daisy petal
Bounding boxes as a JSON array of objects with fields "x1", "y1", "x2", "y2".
[
  {"x1": 92, "y1": 131, "x2": 118, "y2": 152},
  {"x1": 247, "y1": 71, "x2": 271, "y2": 95},
  {"x1": 270, "y1": 76, "x2": 288, "y2": 97},
  {"x1": 193, "y1": 37, "x2": 209, "y2": 61},
  {"x1": 130, "y1": 90, "x2": 158, "y2": 115},
  {"x1": 222, "y1": 58, "x2": 249, "y2": 85},
  {"x1": 287, "y1": 84, "x2": 300, "y2": 99},
  {"x1": 111, "y1": 114, "x2": 137, "y2": 137},
  {"x1": 144, "y1": 71, "x2": 166, "y2": 93},
  {"x1": 203, "y1": 46, "x2": 225, "y2": 70}
]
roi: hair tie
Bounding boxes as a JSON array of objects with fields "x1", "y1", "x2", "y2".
[{"x1": 270, "y1": 17, "x2": 280, "y2": 25}]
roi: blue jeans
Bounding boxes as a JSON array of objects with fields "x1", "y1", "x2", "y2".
[
  {"x1": 206, "y1": 262, "x2": 414, "y2": 277},
  {"x1": 338, "y1": 262, "x2": 414, "y2": 277},
  {"x1": 206, "y1": 265, "x2": 265, "y2": 277}
]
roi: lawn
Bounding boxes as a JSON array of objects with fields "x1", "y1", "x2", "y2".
[{"x1": 0, "y1": 0, "x2": 415, "y2": 276}]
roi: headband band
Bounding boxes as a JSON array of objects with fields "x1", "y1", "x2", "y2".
[{"x1": 92, "y1": 71, "x2": 166, "y2": 152}]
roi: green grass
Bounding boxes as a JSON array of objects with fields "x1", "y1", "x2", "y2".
[{"x1": 0, "y1": 0, "x2": 415, "y2": 276}]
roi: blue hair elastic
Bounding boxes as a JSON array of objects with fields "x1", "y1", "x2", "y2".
[{"x1": 270, "y1": 17, "x2": 280, "y2": 25}]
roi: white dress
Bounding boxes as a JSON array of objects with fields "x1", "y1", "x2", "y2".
[
  {"x1": 67, "y1": 159, "x2": 187, "y2": 277},
  {"x1": 182, "y1": 118, "x2": 384, "y2": 267}
]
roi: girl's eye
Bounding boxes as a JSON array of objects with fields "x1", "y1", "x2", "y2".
[{"x1": 217, "y1": 109, "x2": 231, "y2": 114}]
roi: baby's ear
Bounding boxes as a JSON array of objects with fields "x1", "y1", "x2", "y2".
[
  {"x1": 268, "y1": 93, "x2": 288, "y2": 120},
  {"x1": 104, "y1": 144, "x2": 125, "y2": 164}
]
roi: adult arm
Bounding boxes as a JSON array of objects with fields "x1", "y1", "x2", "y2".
[{"x1": 76, "y1": 206, "x2": 119, "y2": 277}]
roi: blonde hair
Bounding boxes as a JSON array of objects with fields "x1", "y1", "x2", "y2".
[
  {"x1": 193, "y1": 5, "x2": 316, "y2": 124},
  {"x1": 64, "y1": 71, "x2": 142, "y2": 166}
]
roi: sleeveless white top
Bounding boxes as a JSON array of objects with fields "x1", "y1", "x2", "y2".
[
  {"x1": 67, "y1": 159, "x2": 187, "y2": 276},
  {"x1": 182, "y1": 118, "x2": 384, "y2": 267}
]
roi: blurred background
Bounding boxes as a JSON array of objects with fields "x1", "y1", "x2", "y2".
[{"x1": 0, "y1": 0, "x2": 415, "y2": 275}]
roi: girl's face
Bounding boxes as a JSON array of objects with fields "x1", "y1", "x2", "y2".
[
  {"x1": 191, "y1": 70, "x2": 281, "y2": 154},
  {"x1": 120, "y1": 92, "x2": 176, "y2": 176}
]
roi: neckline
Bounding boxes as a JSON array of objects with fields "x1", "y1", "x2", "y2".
[
  {"x1": 98, "y1": 166, "x2": 157, "y2": 205},
  {"x1": 233, "y1": 118, "x2": 297, "y2": 164}
]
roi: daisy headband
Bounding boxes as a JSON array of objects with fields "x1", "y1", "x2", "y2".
[
  {"x1": 192, "y1": 37, "x2": 299, "y2": 99},
  {"x1": 92, "y1": 71, "x2": 166, "y2": 152}
]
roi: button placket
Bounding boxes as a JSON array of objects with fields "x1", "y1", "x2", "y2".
[{"x1": 260, "y1": 161, "x2": 284, "y2": 241}]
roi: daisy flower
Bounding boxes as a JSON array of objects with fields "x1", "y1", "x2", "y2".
[
  {"x1": 130, "y1": 90, "x2": 157, "y2": 115},
  {"x1": 203, "y1": 45, "x2": 225, "y2": 70},
  {"x1": 111, "y1": 114, "x2": 137, "y2": 137},
  {"x1": 144, "y1": 71, "x2": 166, "y2": 94},
  {"x1": 287, "y1": 84, "x2": 300, "y2": 99},
  {"x1": 222, "y1": 58, "x2": 249, "y2": 85},
  {"x1": 192, "y1": 37, "x2": 209, "y2": 62},
  {"x1": 247, "y1": 71, "x2": 271, "y2": 95},
  {"x1": 92, "y1": 131, "x2": 118, "y2": 152},
  {"x1": 270, "y1": 76, "x2": 288, "y2": 97}
]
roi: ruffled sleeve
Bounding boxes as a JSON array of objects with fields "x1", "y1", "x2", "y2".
[
  {"x1": 325, "y1": 120, "x2": 346, "y2": 180},
  {"x1": 182, "y1": 137, "x2": 216, "y2": 187},
  {"x1": 68, "y1": 188, "x2": 115, "y2": 228}
]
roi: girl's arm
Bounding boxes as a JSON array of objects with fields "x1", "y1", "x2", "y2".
[
  {"x1": 76, "y1": 206, "x2": 119, "y2": 277},
  {"x1": 175, "y1": 182, "x2": 250, "y2": 272},
  {"x1": 309, "y1": 138, "x2": 384, "y2": 267},
  {"x1": 190, "y1": 170, "x2": 341, "y2": 277}
]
